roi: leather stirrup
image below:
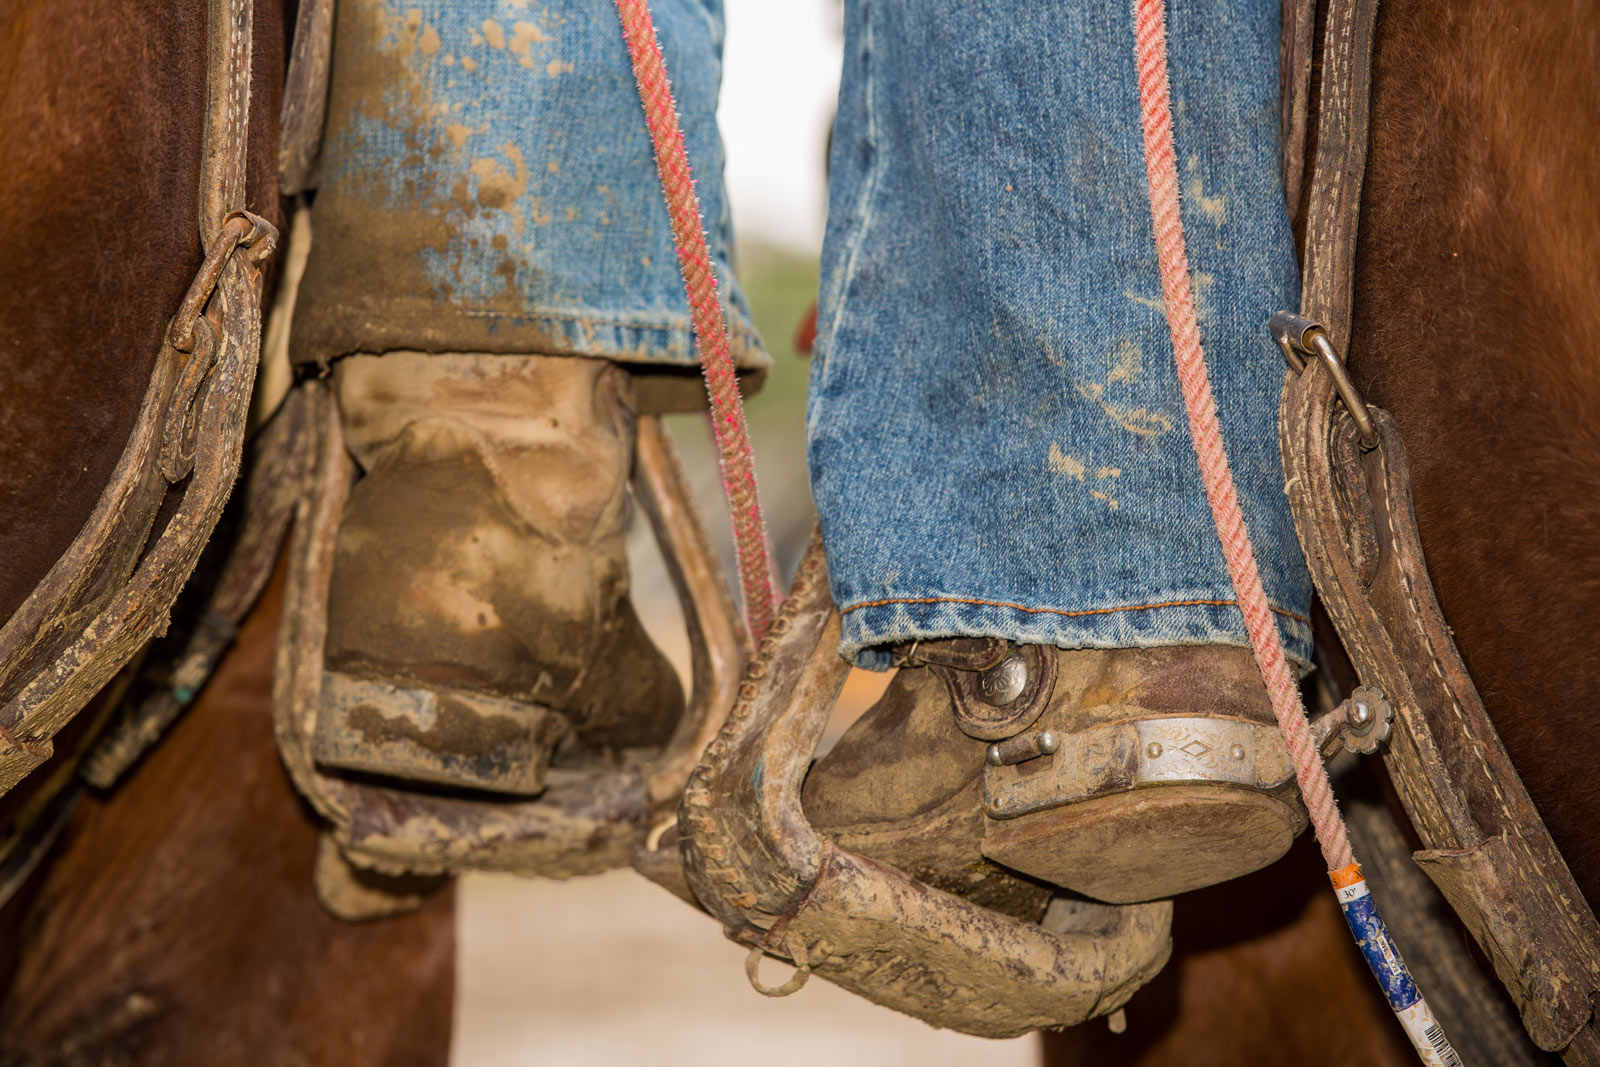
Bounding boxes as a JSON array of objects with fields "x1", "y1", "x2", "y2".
[
  {"x1": 663, "y1": 531, "x2": 1172, "y2": 1038},
  {"x1": 274, "y1": 381, "x2": 746, "y2": 879}
]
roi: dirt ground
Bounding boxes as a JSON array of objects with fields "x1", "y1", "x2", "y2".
[{"x1": 451, "y1": 869, "x2": 1038, "y2": 1067}]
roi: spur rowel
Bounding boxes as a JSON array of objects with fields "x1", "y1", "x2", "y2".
[
  {"x1": 668, "y1": 532, "x2": 1172, "y2": 1038},
  {"x1": 275, "y1": 377, "x2": 745, "y2": 890}
]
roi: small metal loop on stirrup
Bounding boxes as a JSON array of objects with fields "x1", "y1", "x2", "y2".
[
  {"x1": 1269, "y1": 310, "x2": 1378, "y2": 449},
  {"x1": 744, "y1": 929, "x2": 813, "y2": 998},
  {"x1": 643, "y1": 815, "x2": 676, "y2": 853}
]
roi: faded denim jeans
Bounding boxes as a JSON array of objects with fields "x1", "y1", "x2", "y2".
[
  {"x1": 809, "y1": 0, "x2": 1312, "y2": 668},
  {"x1": 297, "y1": 0, "x2": 765, "y2": 380},
  {"x1": 311, "y1": 0, "x2": 1311, "y2": 667}
]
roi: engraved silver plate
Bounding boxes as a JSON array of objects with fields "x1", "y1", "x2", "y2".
[{"x1": 983, "y1": 715, "x2": 1293, "y2": 819}]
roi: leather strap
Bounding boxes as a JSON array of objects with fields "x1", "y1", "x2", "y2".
[
  {"x1": 1278, "y1": 0, "x2": 1316, "y2": 223},
  {"x1": 1279, "y1": 0, "x2": 1600, "y2": 1056},
  {"x1": 0, "y1": 0, "x2": 277, "y2": 795},
  {"x1": 80, "y1": 387, "x2": 312, "y2": 791},
  {"x1": 279, "y1": 0, "x2": 334, "y2": 194}
]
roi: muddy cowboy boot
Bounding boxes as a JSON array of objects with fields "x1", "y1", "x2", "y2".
[
  {"x1": 271, "y1": 0, "x2": 763, "y2": 892},
  {"x1": 669, "y1": 543, "x2": 1177, "y2": 1038},
  {"x1": 803, "y1": 640, "x2": 1305, "y2": 906},
  {"x1": 314, "y1": 353, "x2": 682, "y2": 795}
]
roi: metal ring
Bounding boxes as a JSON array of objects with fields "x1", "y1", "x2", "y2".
[
  {"x1": 1306, "y1": 331, "x2": 1378, "y2": 449},
  {"x1": 1269, "y1": 309, "x2": 1313, "y2": 374},
  {"x1": 1267, "y1": 311, "x2": 1378, "y2": 449}
]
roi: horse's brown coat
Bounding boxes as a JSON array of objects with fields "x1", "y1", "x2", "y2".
[
  {"x1": 0, "y1": 0, "x2": 283, "y2": 623},
  {"x1": 1352, "y1": 0, "x2": 1600, "y2": 903},
  {"x1": 0, "y1": 567, "x2": 456, "y2": 1067},
  {"x1": 1042, "y1": 837, "x2": 1413, "y2": 1066}
]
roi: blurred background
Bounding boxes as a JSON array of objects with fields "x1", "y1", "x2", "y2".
[{"x1": 450, "y1": 2, "x2": 1037, "y2": 1064}]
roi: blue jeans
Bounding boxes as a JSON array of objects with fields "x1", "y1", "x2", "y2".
[
  {"x1": 313, "y1": 0, "x2": 1311, "y2": 668},
  {"x1": 297, "y1": 0, "x2": 764, "y2": 373},
  {"x1": 809, "y1": 0, "x2": 1312, "y2": 669}
]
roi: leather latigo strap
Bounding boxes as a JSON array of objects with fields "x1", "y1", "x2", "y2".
[
  {"x1": 0, "y1": 0, "x2": 278, "y2": 796},
  {"x1": 79, "y1": 387, "x2": 312, "y2": 791},
  {"x1": 1279, "y1": 0, "x2": 1600, "y2": 1056}
]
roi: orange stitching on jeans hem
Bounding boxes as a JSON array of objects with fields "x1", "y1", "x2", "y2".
[{"x1": 838, "y1": 595, "x2": 1311, "y2": 625}]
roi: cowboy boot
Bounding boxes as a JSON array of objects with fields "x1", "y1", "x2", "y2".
[
  {"x1": 312, "y1": 351, "x2": 683, "y2": 795},
  {"x1": 803, "y1": 640, "x2": 1304, "y2": 905}
]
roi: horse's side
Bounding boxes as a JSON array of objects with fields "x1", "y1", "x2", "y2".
[
  {"x1": 0, "y1": 2, "x2": 458, "y2": 1062},
  {"x1": 0, "y1": 572, "x2": 456, "y2": 1065},
  {"x1": 1353, "y1": 0, "x2": 1600, "y2": 904},
  {"x1": 2, "y1": 0, "x2": 1596, "y2": 1062},
  {"x1": 1049, "y1": 0, "x2": 1600, "y2": 1061},
  {"x1": 0, "y1": 0, "x2": 279, "y2": 620}
]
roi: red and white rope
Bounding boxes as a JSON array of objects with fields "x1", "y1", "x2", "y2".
[
  {"x1": 1130, "y1": 22, "x2": 1462, "y2": 1062},
  {"x1": 1129, "y1": 0, "x2": 1353, "y2": 871},
  {"x1": 614, "y1": 0, "x2": 779, "y2": 646}
]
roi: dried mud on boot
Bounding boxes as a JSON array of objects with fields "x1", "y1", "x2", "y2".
[{"x1": 274, "y1": 382, "x2": 744, "y2": 889}]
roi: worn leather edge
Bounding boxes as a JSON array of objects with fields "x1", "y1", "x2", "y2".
[
  {"x1": 676, "y1": 533, "x2": 1173, "y2": 1038},
  {"x1": 278, "y1": 0, "x2": 334, "y2": 194},
  {"x1": 81, "y1": 387, "x2": 311, "y2": 789}
]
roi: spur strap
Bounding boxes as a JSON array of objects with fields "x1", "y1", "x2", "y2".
[{"x1": 1279, "y1": 0, "x2": 1600, "y2": 1056}]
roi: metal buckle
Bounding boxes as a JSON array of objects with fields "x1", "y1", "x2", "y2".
[{"x1": 1269, "y1": 311, "x2": 1378, "y2": 449}]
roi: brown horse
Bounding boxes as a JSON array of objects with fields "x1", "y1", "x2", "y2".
[
  {"x1": 3, "y1": 0, "x2": 1597, "y2": 1063},
  {"x1": 0, "y1": 0, "x2": 458, "y2": 1063}
]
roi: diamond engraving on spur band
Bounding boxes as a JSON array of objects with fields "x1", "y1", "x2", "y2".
[{"x1": 982, "y1": 716, "x2": 1295, "y2": 819}]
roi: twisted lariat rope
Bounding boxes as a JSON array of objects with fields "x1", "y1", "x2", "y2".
[
  {"x1": 1131, "y1": 3, "x2": 1456, "y2": 1063},
  {"x1": 1129, "y1": 0, "x2": 1351, "y2": 872},
  {"x1": 614, "y1": 0, "x2": 779, "y2": 646}
]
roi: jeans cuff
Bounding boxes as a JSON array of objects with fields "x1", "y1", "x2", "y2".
[
  {"x1": 838, "y1": 594, "x2": 1313, "y2": 674},
  {"x1": 290, "y1": 293, "x2": 768, "y2": 372}
]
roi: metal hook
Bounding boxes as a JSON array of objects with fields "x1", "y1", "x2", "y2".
[{"x1": 1268, "y1": 311, "x2": 1378, "y2": 449}]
